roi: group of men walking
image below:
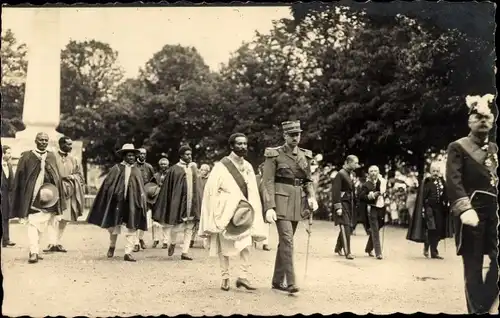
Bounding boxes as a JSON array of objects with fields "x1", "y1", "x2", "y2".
[
  {"x1": 1, "y1": 93, "x2": 498, "y2": 311},
  {"x1": 2, "y1": 135, "x2": 84, "y2": 263}
]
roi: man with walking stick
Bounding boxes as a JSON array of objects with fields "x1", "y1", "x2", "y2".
[{"x1": 262, "y1": 120, "x2": 319, "y2": 295}]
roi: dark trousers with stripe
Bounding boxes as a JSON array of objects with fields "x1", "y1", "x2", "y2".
[
  {"x1": 424, "y1": 230, "x2": 441, "y2": 256},
  {"x1": 461, "y1": 204, "x2": 498, "y2": 314},
  {"x1": 334, "y1": 224, "x2": 352, "y2": 256},
  {"x1": 273, "y1": 220, "x2": 299, "y2": 287}
]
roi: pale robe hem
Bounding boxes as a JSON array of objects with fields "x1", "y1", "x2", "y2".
[
  {"x1": 208, "y1": 233, "x2": 252, "y2": 257},
  {"x1": 198, "y1": 159, "x2": 267, "y2": 253}
]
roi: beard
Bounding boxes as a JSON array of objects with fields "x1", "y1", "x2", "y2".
[{"x1": 234, "y1": 148, "x2": 248, "y2": 157}]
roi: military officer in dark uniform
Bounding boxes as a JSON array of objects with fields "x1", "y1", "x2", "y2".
[
  {"x1": 412, "y1": 162, "x2": 452, "y2": 258},
  {"x1": 331, "y1": 155, "x2": 360, "y2": 260},
  {"x1": 446, "y1": 93, "x2": 498, "y2": 314},
  {"x1": 407, "y1": 161, "x2": 454, "y2": 259},
  {"x1": 262, "y1": 120, "x2": 319, "y2": 294}
]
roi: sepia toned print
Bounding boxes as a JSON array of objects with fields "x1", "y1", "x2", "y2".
[{"x1": 1, "y1": 3, "x2": 497, "y2": 316}]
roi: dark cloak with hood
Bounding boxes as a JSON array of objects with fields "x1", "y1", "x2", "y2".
[
  {"x1": 152, "y1": 163, "x2": 201, "y2": 226},
  {"x1": 11, "y1": 151, "x2": 66, "y2": 218},
  {"x1": 87, "y1": 163, "x2": 148, "y2": 231},
  {"x1": 406, "y1": 177, "x2": 454, "y2": 243}
]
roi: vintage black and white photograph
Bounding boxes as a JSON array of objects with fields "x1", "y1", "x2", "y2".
[{"x1": 0, "y1": 2, "x2": 497, "y2": 316}]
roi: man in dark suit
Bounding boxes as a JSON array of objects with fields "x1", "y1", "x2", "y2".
[
  {"x1": 1, "y1": 145, "x2": 16, "y2": 247},
  {"x1": 331, "y1": 155, "x2": 361, "y2": 260},
  {"x1": 446, "y1": 93, "x2": 498, "y2": 314},
  {"x1": 359, "y1": 165, "x2": 386, "y2": 260}
]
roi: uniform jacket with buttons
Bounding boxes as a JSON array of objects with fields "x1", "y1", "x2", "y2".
[
  {"x1": 262, "y1": 144, "x2": 315, "y2": 222},
  {"x1": 446, "y1": 135, "x2": 498, "y2": 255},
  {"x1": 331, "y1": 168, "x2": 356, "y2": 226}
]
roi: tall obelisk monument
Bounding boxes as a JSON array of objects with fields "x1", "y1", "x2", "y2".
[
  {"x1": 15, "y1": 8, "x2": 61, "y2": 142},
  {"x1": 2, "y1": 8, "x2": 83, "y2": 170}
]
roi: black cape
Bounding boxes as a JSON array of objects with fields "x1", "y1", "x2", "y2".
[
  {"x1": 11, "y1": 151, "x2": 66, "y2": 218},
  {"x1": 87, "y1": 164, "x2": 148, "y2": 231},
  {"x1": 406, "y1": 177, "x2": 454, "y2": 243},
  {"x1": 152, "y1": 164, "x2": 201, "y2": 226}
]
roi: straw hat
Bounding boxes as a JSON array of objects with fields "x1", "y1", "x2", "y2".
[
  {"x1": 225, "y1": 201, "x2": 255, "y2": 237},
  {"x1": 144, "y1": 182, "x2": 161, "y2": 205},
  {"x1": 38, "y1": 183, "x2": 59, "y2": 209},
  {"x1": 116, "y1": 143, "x2": 140, "y2": 154}
]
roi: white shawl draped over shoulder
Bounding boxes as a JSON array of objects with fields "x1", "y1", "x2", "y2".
[{"x1": 197, "y1": 160, "x2": 267, "y2": 256}]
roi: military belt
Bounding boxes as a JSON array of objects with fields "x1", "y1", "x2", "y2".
[{"x1": 275, "y1": 176, "x2": 305, "y2": 187}]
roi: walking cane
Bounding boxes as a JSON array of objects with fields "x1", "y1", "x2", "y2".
[{"x1": 304, "y1": 210, "x2": 313, "y2": 281}]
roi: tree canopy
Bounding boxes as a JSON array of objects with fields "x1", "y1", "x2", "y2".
[{"x1": 1, "y1": 5, "x2": 495, "y2": 175}]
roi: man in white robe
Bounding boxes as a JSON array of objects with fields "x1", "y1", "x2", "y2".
[{"x1": 198, "y1": 133, "x2": 267, "y2": 291}]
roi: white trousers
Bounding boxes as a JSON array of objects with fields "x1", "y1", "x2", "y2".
[
  {"x1": 27, "y1": 212, "x2": 56, "y2": 254},
  {"x1": 163, "y1": 222, "x2": 194, "y2": 254},
  {"x1": 136, "y1": 210, "x2": 152, "y2": 243},
  {"x1": 219, "y1": 245, "x2": 250, "y2": 280},
  {"x1": 108, "y1": 226, "x2": 137, "y2": 255},
  {"x1": 47, "y1": 216, "x2": 68, "y2": 246}
]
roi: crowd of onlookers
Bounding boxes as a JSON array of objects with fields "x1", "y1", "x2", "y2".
[{"x1": 311, "y1": 161, "x2": 421, "y2": 229}]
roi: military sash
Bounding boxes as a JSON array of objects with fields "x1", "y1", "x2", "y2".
[{"x1": 220, "y1": 157, "x2": 249, "y2": 200}]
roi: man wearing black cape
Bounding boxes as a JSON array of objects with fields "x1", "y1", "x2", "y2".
[
  {"x1": 86, "y1": 143, "x2": 148, "y2": 262},
  {"x1": 406, "y1": 161, "x2": 453, "y2": 259},
  {"x1": 11, "y1": 132, "x2": 66, "y2": 263},
  {"x1": 152, "y1": 145, "x2": 201, "y2": 260}
]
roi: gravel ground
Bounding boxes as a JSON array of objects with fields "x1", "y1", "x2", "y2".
[{"x1": 2, "y1": 220, "x2": 472, "y2": 316}]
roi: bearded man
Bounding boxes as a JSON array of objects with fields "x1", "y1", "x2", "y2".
[
  {"x1": 11, "y1": 132, "x2": 66, "y2": 263},
  {"x1": 198, "y1": 133, "x2": 267, "y2": 291},
  {"x1": 152, "y1": 145, "x2": 201, "y2": 260},
  {"x1": 44, "y1": 136, "x2": 85, "y2": 253},
  {"x1": 86, "y1": 144, "x2": 148, "y2": 262},
  {"x1": 446, "y1": 94, "x2": 498, "y2": 314}
]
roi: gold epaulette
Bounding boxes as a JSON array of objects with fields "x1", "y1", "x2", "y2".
[
  {"x1": 299, "y1": 147, "x2": 313, "y2": 159},
  {"x1": 264, "y1": 147, "x2": 280, "y2": 157}
]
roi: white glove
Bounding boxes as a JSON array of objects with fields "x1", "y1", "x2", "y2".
[
  {"x1": 336, "y1": 208, "x2": 343, "y2": 216},
  {"x1": 368, "y1": 192, "x2": 375, "y2": 200},
  {"x1": 265, "y1": 209, "x2": 277, "y2": 223},
  {"x1": 308, "y1": 197, "x2": 319, "y2": 212},
  {"x1": 19, "y1": 217, "x2": 29, "y2": 225},
  {"x1": 460, "y1": 209, "x2": 479, "y2": 227}
]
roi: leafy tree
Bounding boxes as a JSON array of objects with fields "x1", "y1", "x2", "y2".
[
  {"x1": 57, "y1": 40, "x2": 124, "y2": 140},
  {"x1": 136, "y1": 45, "x2": 219, "y2": 164},
  {"x1": 1, "y1": 29, "x2": 27, "y2": 137},
  {"x1": 220, "y1": 6, "x2": 475, "y2": 176}
]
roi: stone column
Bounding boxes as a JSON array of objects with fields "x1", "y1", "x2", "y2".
[
  {"x1": 15, "y1": 8, "x2": 62, "y2": 144},
  {"x1": 2, "y1": 8, "x2": 82, "y2": 174}
]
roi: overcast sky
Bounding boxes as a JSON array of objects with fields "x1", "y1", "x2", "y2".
[{"x1": 2, "y1": 6, "x2": 292, "y2": 78}]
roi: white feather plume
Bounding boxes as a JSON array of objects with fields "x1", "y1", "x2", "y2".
[{"x1": 466, "y1": 93, "x2": 495, "y2": 116}]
